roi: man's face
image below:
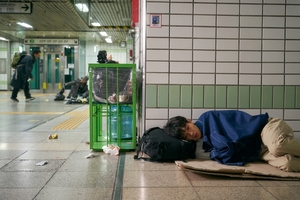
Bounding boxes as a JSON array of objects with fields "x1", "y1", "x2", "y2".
[
  {"x1": 34, "y1": 53, "x2": 41, "y2": 59},
  {"x1": 107, "y1": 54, "x2": 112, "y2": 60},
  {"x1": 181, "y1": 119, "x2": 202, "y2": 141},
  {"x1": 81, "y1": 79, "x2": 86, "y2": 84}
]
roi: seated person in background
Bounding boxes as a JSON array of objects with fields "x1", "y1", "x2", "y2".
[
  {"x1": 65, "y1": 75, "x2": 89, "y2": 99},
  {"x1": 163, "y1": 110, "x2": 300, "y2": 172},
  {"x1": 106, "y1": 53, "x2": 119, "y2": 64}
]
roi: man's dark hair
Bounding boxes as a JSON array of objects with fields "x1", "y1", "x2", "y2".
[
  {"x1": 163, "y1": 116, "x2": 187, "y2": 139},
  {"x1": 32, "y1": 50, "x2": 41, "y2": 54}
]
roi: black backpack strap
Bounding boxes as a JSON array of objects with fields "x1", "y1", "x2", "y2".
[
  {"x1": 133, "y1": 134, "x2": 143, "y2": 160},
  {"x1": 134, "y1": 127, "x2": 160, "y2": 160}
]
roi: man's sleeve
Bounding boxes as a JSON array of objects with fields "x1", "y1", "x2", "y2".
[
  {"x1": 65, "y1": 80, "x2": 78, "y2": 87},
  {"x1": 25, "y1": 57, "x2": 34, "y2": 78}
]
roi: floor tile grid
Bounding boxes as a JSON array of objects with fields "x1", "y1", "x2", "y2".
[{"x1": 122, "y1": 152, "x2": 300, "y2": 200}]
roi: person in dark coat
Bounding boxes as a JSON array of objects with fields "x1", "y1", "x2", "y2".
[
  {"x1": 105, "y1": 54, "x2": 119, "y2": 64},
  {"x1": 10, "y1": 50, "x2": 41, "y2": 102},
  {"x1": 65, "y1": 75, "x2": 89, "y2": 99}
]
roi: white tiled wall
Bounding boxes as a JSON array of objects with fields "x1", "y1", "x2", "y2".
[
  {"x1": 144, "y1": 0, "x2": 300, "y2": 132},
  {"x1": 0, "y1": 41, "x2": 22, "y2": 90},
  {"x1": 85, "y1": 41, "x2": 128, "y2": 72}
]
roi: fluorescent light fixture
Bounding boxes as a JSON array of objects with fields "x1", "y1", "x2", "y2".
[
  {"x1": 17, "y1": 22, "x2": 33, "y2": 28},
  {"x1": 105, "y1": 37, "x2": 112, "y2": 43},
  {"x1": 0, "y1": 37, "x2": 8, "y2": 41},
  {"x1": 100, "y1": 31, "x2": 107, "y2": 36},
  {"x1": 76, "y1": 3, "x2": 89, "y2": 12},
  {"x1": 91, "y1": 22, "x2": 101, "y2": 26}
]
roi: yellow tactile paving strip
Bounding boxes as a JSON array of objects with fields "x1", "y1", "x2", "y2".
[
  {"x1": 1, "y1": 93, "x2": 55, "y2": 103},
  {"x1": 51, "y1": 108, "x2": 89, "y2": 130},
  {"x1": 0, "y1": 112, "x2": 64, "y2": 115}
]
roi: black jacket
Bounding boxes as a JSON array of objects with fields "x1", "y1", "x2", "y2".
[
  {"x1": 105, "y1": 60, "x2": 118, "y2": 64},
  {"x1": 65, "y1": 78, "x2": 89, "y2": 98},
  {"x1": 10, "y1": 54, "x2": 36, "y2": 89}
]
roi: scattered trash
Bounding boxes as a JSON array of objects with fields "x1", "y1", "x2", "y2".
[
  {"x1": 85, "y1": 152, "x2": 98, "y2": 159},
  {"x1": 85, "y1": 141, "x2": 90, "y2": 145},
  {"x1": 102, "y1": 144, "x2": 120, "y2": 156},
  {"x1": 36, "y1": 160, "x2": 48, "y2": 166},
  {"x1": 48, "y1": 133, "x2": 58, "y2": 139}
]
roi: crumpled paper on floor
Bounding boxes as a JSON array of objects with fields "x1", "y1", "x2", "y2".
[
  {"x1": 85, "y1": 152, "x2": 98, "y2": 158},
  {"x1": 36, "y1": 160, "x2": 48, "y2": 166},
  {"x1": 102, "y1": 144, "x2": 120, "y2": 156},
  {"x1": 48, "y1": 133, "x2": 58, "y2": 139}
]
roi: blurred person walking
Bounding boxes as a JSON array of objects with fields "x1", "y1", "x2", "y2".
[{"x1": 10, "y1": 50, "x2": 41, "y2": 102}]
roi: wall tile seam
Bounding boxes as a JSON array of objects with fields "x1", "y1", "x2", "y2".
[
  {"x1": 149, "y1": 25, "x2": 295, "y2": 28},
  {"x1": 169, "y1": 73, "x2": 299, "y2": 75},
  {"x1": 145, "y1": 107, "x2": 297, "y2": 111},
  {"x1": 148, "y1": 25, "x2": 300, "y2": 28},
  {"x1": 191, "y1": 38, "x2": 300, "y2": 40},
  {"x1": 192, "y1": 14, "x2": 299, "y2": 17},
  {"x1": 145, "y1": 84, "x2": 300, "y2": 87},
  {"x1": 176, "y1": 24, "x2": 291, "y2": 27},
  {"x1": 197, "y1": 60, "x2": 293, "y2": 62},
  {"x1": 145, "y1": 61, "x2": 300, "y2": 64},
  {"x1": 147, "y1": 48, "x2": 300, "y2": 50},
  {"x1": 212, "y1": 73, "x2": 298, "y2": 75},
  {"x1": 192, "y1": 3, "x2": 295, "y2": 5},
  {"x1": 175, "y1": 49, "x2": 299, "y2": 51}
]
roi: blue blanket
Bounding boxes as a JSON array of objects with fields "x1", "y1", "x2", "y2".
[{"x1": 194, "y1": 110, "x2": 269, "y2": 166}]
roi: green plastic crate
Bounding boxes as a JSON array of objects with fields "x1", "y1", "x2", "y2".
[{"x1": 88, "y1": 64, "x2": 136, "y2": 151}]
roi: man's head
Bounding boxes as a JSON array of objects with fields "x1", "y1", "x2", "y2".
[
  {"x1": 163, "y1": 116, "x2": 202, "y2": 141},
  {"x1": 81, "y1": 75, "x2": 89, "y2": 84},
  {"x1": 107, "y1": 54, "x2": 113, "y2": 60},
  {"x1": 32, "y1": 50, "x2": 41, "y2": 59}
]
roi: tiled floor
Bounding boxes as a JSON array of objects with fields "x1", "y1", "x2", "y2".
[{"x1": 0, "y1": 91, "x2": 300, "y2": 200}]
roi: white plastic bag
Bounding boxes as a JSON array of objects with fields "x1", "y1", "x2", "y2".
[{"x1": 102, "y1": 144, "x2": 120, "y2": 156}]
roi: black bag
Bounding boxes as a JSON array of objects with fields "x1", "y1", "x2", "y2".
[
  {"x1": 97, "y1": 50, "x2": 107, "y2": 63},
  {"x1": 54, "y1": 88, "x2": 65, "y2": 101},
  {"x1": 134, "y1": 127, "x2": 197, "y2": 162}
]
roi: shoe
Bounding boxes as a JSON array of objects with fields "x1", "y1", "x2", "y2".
[
  {"x1": 11, "y1": 98, "x2": 19, "y2": 102},
  {"x1": 26, "y1": 97, "x2": 35, "y2": 102}
]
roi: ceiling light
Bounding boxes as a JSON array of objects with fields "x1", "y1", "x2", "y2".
[
  {"x1": 0, "y1": 37, "x2": 8, "y2": 41},
  {"x1": 75, "y1": 3, "x2": 89, "y2": 12},
  {"x1": 100, "y1": 31, "x2": 108, "y2": 36},
  {"x1": 17, "y1": 22, "x2": 33, "y2": 28},
  {"x1": 91, "y1": 22, "x2": 101, "y2": 26},
  {"x1": 105, "y1": 38, "x2": 112, "y2": 43}
]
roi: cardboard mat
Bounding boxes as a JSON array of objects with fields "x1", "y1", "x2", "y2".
[{"x1": 175, "y1": 159, "x2": 300, "y2": 180}]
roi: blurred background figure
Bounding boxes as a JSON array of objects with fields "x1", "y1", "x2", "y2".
[
  {"x1": 106, "y1": 53, "x2": 119, "y2": 64},
  {"x1": 65, "y1": 75, "x2": 89, "y2": 99}
]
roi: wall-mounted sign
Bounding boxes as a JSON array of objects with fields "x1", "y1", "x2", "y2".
[
  {"x1": 0, "y1": 2, "x2": 32, "y2": 14},
  {"x1": 150, "y1": 14, "x2": 162, "y2": 28},
  {"x1": 24, "y1": 38, "x2": 79, "y2": 45},
  {"x1": 119, "y1": 41, "x2": 127, "y2": 48}
]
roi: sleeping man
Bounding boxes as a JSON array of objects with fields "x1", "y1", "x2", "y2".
[{"x1": 163, "y1": 110, "x2": 300, "y2": 172}]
